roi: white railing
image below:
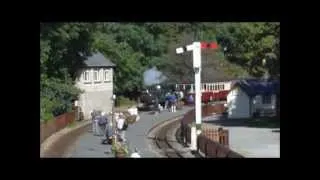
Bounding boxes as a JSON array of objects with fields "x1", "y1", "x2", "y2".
[{"x1": 176, "y1": 81, "x2": 232, "y2": 93}]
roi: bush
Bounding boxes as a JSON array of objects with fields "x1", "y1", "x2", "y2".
[
  {"x1": 40, "y1": 96, "x2": 58, "y2": 122},
  {"x1": 40, "y1": 77, "x2": 83, "y2": 121},
  {"x1": 116, "y1": 96, "x2": 136, "y2": 107}
]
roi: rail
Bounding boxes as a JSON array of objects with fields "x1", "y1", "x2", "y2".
[{"x1": 147, "y1": 116, "x2": 190, "y2": 158}]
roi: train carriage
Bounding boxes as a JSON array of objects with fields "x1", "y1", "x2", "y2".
[
  {"x1": 175, "y1": 81, "x2": 233, "y2": 104},
  {"x1": 138, "y1": 81, "x2": 234, "y2": 111}
]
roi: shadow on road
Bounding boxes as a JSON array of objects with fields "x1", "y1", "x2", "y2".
[
  {"x1": 272, "y1": 129, "x2": 280, "y2": 133},
  {"x1": 206, "y1": 116, "x2": 280, "y2": 129}
]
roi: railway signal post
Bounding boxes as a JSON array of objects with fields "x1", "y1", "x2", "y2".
[{"x1": 176, "y1": 41, "x2": 218, "y2": 151}]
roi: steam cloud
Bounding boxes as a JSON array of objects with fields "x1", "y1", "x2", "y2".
[{"x1": 143, "y1": 67, "x2": 167, "y2": 86}]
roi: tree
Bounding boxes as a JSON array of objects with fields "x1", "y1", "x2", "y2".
[
  {"x1": 40, "y1": 23, "x2": 94, "y2": 120},
  {"x1": 215, "y1": 22, "x2": 280, "y2": 78},
  {"x1": 40, "y1": 22, "x2": 280, "y2": 120}
]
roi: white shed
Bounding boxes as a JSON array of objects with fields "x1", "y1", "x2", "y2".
[
  {"x1": 227, "y1": 86, "x2": 251, "y2": 119},
  {"x1": 226, "y1": 79, "x2": 279, "y2": 119},
  {"x1": 75, "y1": 52, "x2": 116, "y2": 120}
]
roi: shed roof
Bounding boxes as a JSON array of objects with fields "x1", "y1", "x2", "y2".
[
  {"x1": 83, "y1": 52, "x2": 116, "y2": 67},
  {"x1": 232, "y1": 79, "x2": 279, "y2": 97}
]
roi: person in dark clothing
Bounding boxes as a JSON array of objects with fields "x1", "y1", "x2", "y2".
[
  {"x1": 101, "y1": 112, "x2": 113, "y2": 144},
  {"x1": 169, "y1": 94, "x2": 177, "y2": 112}
]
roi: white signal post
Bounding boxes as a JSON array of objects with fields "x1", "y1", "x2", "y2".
[
  {"x1": 192, "y1": 42, "x2": 202, "y2": 135},
  {"x1": 176, "y1": 41, "x2": 202, "y2": 151}
]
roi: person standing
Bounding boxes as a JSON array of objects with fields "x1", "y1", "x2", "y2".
[
  {"x1": 164, "y1": 92, "x2": 170, "y2": 111},
  {"x1": 116, "y1": 114, "x2": 128, "y2": 142},
  {"x1": 170, "y1": 93, "x2": 177, "y2": 112},
  {"x1": 101, "y1": 112, "x2": 113, "y2": 144},
  {"x1": 91, "y1": 110, "x2": 101, "y2": 136},
  {"x1": 98, "y1": 112, "x2": 108, "y2": 135}
]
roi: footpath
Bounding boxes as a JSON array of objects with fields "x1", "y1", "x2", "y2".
[{"x1": 65, "y1": 107, "x2": 193, "y2": 157}]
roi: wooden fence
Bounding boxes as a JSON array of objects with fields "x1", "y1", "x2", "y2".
[
  {"x1": 202, "y1": 127, "x2": 229, "y2": 147},
  {"x1": 40, "y1": 111, "x2": 75, "y2": 144},
  {"x1": 180, "y1": 103, "x2": 244, "y2": 158},
  {"x1": 197, "y1": 134, "x2": 243, "y2": 158}
]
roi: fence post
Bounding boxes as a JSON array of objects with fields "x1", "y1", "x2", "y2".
[
  {"x1": 204, "y1": 138, "x2": 208, "y2": 157},
  {"x1": 218, "y1": 127, "x2": 223, "y2": 145}
]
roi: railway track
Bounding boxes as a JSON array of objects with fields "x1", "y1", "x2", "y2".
[
  {"x1": 148, "y1": 117, "x2": 194, "y2": 158},
  {"x1": 154, "y1": 120, "x2": 183, "y2": 158}
]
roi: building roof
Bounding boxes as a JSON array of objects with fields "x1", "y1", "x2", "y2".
[
  {"x1": 232, "y1": 79, "x2": 279, "y2": 97},
  {"x1": 83, "y1": 52, "x2": 116, "y2": 67}
]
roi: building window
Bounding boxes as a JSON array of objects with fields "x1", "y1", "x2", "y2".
[
  {"x1": 222, "y1": 84, "x2": 225, "y2": 90},
  {"x1": 82, "y1": 70, "x2": 90, "y2": 83},
  {"x1": 262, "y1": 95, "x2": 272, "y2": 104},
  {"x1": 104, "y1": 70, "x2": 111, "y2": 82},
  {"x1": 93, "y1": 69, "x2": 100, "y2": 82}
]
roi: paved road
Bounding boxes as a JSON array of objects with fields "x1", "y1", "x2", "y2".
[
  {"x1": 228, "y1": 127, "x2": 280, "y2": 158},
  {"x1": 124, "y1": 107, "x2": 193, "y2": 157},
  {"x1": 67, "y1": 107, "x2": 193, "y2": 158},
  {"x1": 203, "y1": 115, "x2": 280, "y2": 158},
  {"x1": 68, "y1": 132, "x2": 114, "y2": 158}
]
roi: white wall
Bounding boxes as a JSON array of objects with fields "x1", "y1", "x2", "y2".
[
  {"x1": 227, "y1": 87, "x2": 250, "y2": 119},
  {"x1": 75, "y1": 67, "x2": 114, "y2": 119}
]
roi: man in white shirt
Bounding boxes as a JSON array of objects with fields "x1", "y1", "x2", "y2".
[{"x1": 116, "y1": 114, "x2": 127, "y2": 142}]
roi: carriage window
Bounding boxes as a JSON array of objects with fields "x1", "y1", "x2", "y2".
[{"x1": 222, "y1": 84, "x2": 224, "y2": 90}]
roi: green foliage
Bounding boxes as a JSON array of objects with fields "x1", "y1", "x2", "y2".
[
  {"x1": 40, "y1": 96, "x2": 56, "y2": 122},
  {"x1": 216, "y1": 22, "x2": 280, "y2": 78},
  {"x1": 40, "y1": 76, "x2": 83, "y2": 120},
  {"x1": 111, "y1": 141, "x2": 129, "y2": 155},
  {"x1": 91, "y1": 23, "x2": 170, "y2": 94},
  {"x1": 116, "y1": 96, "x2": 136, "y2": 107},
  {"x1": 40, "y1": 23, "x2": 92, "y2": 120},
  {"x1": 40, "y1": 22, "x2": 280, "y2": 121}
]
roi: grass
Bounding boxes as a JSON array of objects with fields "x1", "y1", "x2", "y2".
[
  {"x1": 116, "y1": 96, "x2": 136, "y2": 109},
  {"x1": 67, "y1": 121, "x2": 76, "y2": 128}
]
